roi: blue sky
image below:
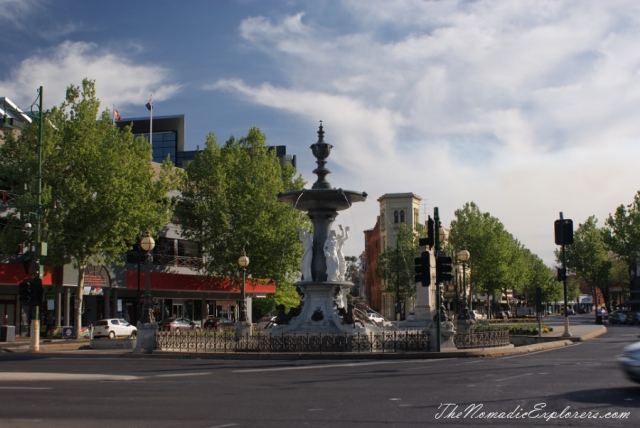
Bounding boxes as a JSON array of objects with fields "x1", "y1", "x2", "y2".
[{"x1": 3, "y1": 0, "x2": 640, "y2": 266}]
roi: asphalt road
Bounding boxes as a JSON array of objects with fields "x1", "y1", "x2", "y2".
[{"x1": 0, "y1": 319, "x2": 639, "y2": 428}]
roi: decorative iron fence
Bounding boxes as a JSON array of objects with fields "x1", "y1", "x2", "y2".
[
  {"x1": 453, "y1": 327, "x2": 510, "y2": 349},
  {"x1": 155, "y1": 330, "x2": 430, "y2": 354}
]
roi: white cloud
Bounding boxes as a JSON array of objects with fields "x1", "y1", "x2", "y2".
[
  {"x1": 207, "y1": 1, "x2": 640, "y2": 265},
  {"x1": 0, "y1": 41, "x2": 180, "y2": 115}
]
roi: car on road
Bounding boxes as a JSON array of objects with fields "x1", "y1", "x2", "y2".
[
  {"x1": 367, "y1": 313, "x2": 385, "y2": 324},
  {"x1": 619, "y1": 340, "x2": 640, "y2": 384},
  {"x1": 158, "y1": 317, "x2": 200, "y2": 331},
  {"x1": 609, "y1": 311, "x2": 628, "y2": 325},
  {"x1": 560, "y1": 308, "x2": 575, "y2": 315},
  {"x1": 93, "y1": 318, "x2": 137, "y2": 339},
  {"x1": 203, "y1": 316, "x2": 234, "y2": 329},
  {"x1": 495, "y1": 311, "x2": 510, "y2": 319}
]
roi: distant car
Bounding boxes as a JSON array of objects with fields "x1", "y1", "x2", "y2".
[
  {"x1": 495, "y1": 311, "x2": 509, "y2": 319},
  {"x1": 158, "y1": 317, "x2": 200, "y2": 331},
  {"x1": 255, "y1": 315, "x2": 276, "y2": 329},
  {"x1": 470, "y1": 310, "x2": 486, "y2": 320},
  {"x1": 560, "y1": 308, "x2": 575, "y2": 315},
  {"x1": 619, "y1": 340, "x2": 640, "y2": 383},
  {"x1": 609, "y1": 311, "x2": 628, "y2": 325},
  {"x1": 578, "y1": 307, "x2": 589, "y2": 314},
  {"x1": 367, "y1": 313, "x2": 384, "y2": 324},
  {"x1": 203, "y1": 317, "x2": 234, "y2": 329},
  {"x1": 596, "y1": 308, "x2": 608, "y2": 315},
  {"x1": 93, "y1": 318, "x2": 137, "y2": 339}
]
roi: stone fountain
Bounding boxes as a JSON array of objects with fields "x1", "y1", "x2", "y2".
[{"x1": 275, "y1": 123, "x2": 380, "y2": 335}]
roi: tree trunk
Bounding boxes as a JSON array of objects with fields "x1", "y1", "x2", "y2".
[{"x1": 75, "y1": 265, "x2": 85, "y2": 339}]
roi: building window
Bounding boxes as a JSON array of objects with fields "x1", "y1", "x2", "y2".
[
  {"x1": 400, "y1": 210, "x2": 405, "y2": 223},
  {"x1": 394, "y1": 210, "x2": 399, "y2": 223}
]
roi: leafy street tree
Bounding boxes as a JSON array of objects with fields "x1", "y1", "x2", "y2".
[
  {"x1": 605, "y1": 192, "x2": 640, "y2": 269},
  {"x1": 375, "y1": 224, "x2": 421, "y2": 320},
  {"x1": 557, "y1": 216, "x2": 612, "y2": 313},
  {"x1": 175, "y1": 128, "x2": 308, "y2": 315},
  {"x1": 0, "y1": 79, "x2": 179, "y2": 338}
]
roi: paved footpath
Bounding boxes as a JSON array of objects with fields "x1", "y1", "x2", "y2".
[{"x1": 0, "y1": 323, "x2": 611, "y2": 359}]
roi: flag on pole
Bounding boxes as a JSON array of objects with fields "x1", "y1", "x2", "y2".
[
  {"x1": 113, "y1": 107, "x2": 121, "y2": 121},
  {"x1": 146, "y1": 99, "x2": 153, "y2": 111}
]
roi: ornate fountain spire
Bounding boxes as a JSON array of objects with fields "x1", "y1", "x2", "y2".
[{"x1": 310, "y1": 121, "x2": 333, "y2": 189}]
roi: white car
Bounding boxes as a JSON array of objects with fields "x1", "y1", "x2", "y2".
[
  {"x1": 367, "y1": 313, "x2": 384, "y2": 323},
  {"x1": 470, "y1": 310, "x2": 486, "y2": 320},
  {"x1": 93, "y1": 318, "x2": 137, "y2": 339},
  {"x1": 619, "y1": 340, "x2": 640, "y2": 384}
]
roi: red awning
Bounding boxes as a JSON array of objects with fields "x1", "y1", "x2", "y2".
[{"x1": 125, "y1": 270, "x2": 276, "y2": 294}]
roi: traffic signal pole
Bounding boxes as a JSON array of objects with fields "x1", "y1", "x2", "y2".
[
  {"x1": 560, "y1": 212, "x2": 571, "y2": 338},
  {"x1": 434, "y1": 207, "x2": 441, "y2": 352}
]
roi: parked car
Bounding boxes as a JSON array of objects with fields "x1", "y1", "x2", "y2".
[
  {"x1": 596, "y1": 307, "x2": 608, "y2": 315},
  {"x1": 619, "y1": 339, "x2": 640, "y2": 384},
  {"x1": 255, "y1": 315, "x2": 276, "y2": 329},
  {"x1": 203, "y1": 316, "x2": 234, "y2": 329},
  {"x1": 578, "y1": 307, "x2": 589, "y2": 314},
  {"x1": 158, "y1": 317, "x2": 200, "y2": 331},
  {"x1": 609, "y1": 311, "x2": 628, "y2": 325},
  {"x1": 470, "y1": 310, "x2": 486, "y2": 320},
  {"x1": 93, "y1": 318, "x2": 137, "y2": 339},
  {"x1": 367, "y1": 313, "x2": 384, "y2": 324},
  {"x1": 495, "y1": 311, "x2": 509, "y2": 319}
]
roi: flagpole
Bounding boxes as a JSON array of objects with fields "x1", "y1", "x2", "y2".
[
  {"x1": 149, "y1": 95, "x2": 153, "y2": 149},
  {"x1": 112, "y1": 104, "x2": 115, "y2": 125}
]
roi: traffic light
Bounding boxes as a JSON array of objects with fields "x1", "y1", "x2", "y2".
[
  {"x1": 414, "y1": 251, "x2": 431, "y2": 286},
  {"x1": 30, "y1": 278, "x2": 44, "y2": 304},
  {"x1": 554, "y1": 219, "x2": 573, "y2": 245},
  {"x1": 557, "y1": 267, "x2": 566, "y2": 282},
  {"x1": 425, "y1": 216, "x2": 435, "y2": 248},
  {"x1": 436, "y1": 253, "x2": 453, "y2": 283},
  {"x1": 19, "y1": 280, "x2": 31, "y2": 302}
]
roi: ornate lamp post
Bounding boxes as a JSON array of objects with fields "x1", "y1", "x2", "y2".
[
  {"x1": 458, "y1": 246, "x2": 470, "y2": 320},
  {"x1": 139, "y1": 230, "x2": 156, "y2": 324},
  {"x1": 236, "y1": 249, "x2": 252, "y2": 338},
  {"x1": 238, "y1": 249, "x2": 250, "y2": 323}
]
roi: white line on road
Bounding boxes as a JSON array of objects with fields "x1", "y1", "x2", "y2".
[
  {"x1": 233, "y1": 359, "x2": 452, "y2": 373},
  {"x1": 498, "y1": 343, "x2": 583, "y2": 360},
  {"x1": 495, "y1": 372, "x2": 533, "y2": 382},
  {"x1": 0, "y1": 373, "x2": 140, "y2": 381},
  {"x1": 205, "y1": 424, "x2": 239, "y2": 428},
  {"x1": 0, "y1": 387, "x2": 53, "y2": 390},
  {"x1": 153, "y1": 372, "x2": 212, "y2": 378}
]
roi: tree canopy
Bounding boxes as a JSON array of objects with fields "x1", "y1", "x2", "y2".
[
  {"x1": 0, "y1": 79, "x2": 179, "y2": 337},
  {"x1": 174, "y1": 128, "x2": 308, "y2": 313}
]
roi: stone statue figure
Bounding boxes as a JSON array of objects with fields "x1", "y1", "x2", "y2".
[
  {"x1": 336, "y1": 225, "x2": 350, "y2": 281},
  {"x1": 298, "y1": 227, "x2": 313, "y2": 281},
  {"x1": 324, "y1": 230, "x2": 340, "y2": 282}
]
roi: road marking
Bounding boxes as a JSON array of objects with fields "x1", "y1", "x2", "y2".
[
  {"x1": 495, "y1": 373, "x2": 533, "y2": 382},
  {"x1": 233, "y1": 359, "x2": 450, "y2": 373},
  {"x1": 153, "y1": 372, "x2": 212, "y2": 378},
  {"x1": 0, "y1": 373, "x2": 140, "y2": 381},
  {"x1": 498, "y1": 343, "x2": 583, "y2": 359},
  {"x1": 205, "y1": 424, "x2": 238, "y2": 428},
  {"x1": 0, "y1": 387, "x2": 53, "y2": 390},
  {"x1": 308, "y1": 409, "x2": 323, "y2": 411}
]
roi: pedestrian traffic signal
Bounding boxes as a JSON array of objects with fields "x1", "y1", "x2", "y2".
[
  {"x1": 19, "y1": 280, "x2": 31, "y2": 302},
  {"x1": 414, "y1": 251, "x2": 431, "y2": 286},
  {"x1": 436, "y1": 253, "x2": 453, "y2": 283},
  {"x1": 554, "y1": 219, "x2": 573, "y2": 245}
]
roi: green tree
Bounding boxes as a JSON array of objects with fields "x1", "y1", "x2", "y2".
[
  {"x1": 0, "y1": 79, "x2": 179, "y2": 338},
  {"x1": 375, "y1": 224, "x2": 420, "y2": 320},
  {"x1": 605, "y1": 192, "x2": 640, "y2": 268},
  {"x1": 175, "y1": 128, "x2": 307, "y2": 314},
  {"x1": 558, "y1": 216, "x2": 612, "y2": 312}
]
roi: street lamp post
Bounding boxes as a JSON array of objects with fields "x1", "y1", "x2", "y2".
[
  {"x1": 139, "y1": 230, "x2": 155, "y2": 324},
  {"x1": 236, "y1": 249, "x2": 252, "y2": 338},
  {"x1": 134, "y1": 230, "x2": 156, "y2": 354},
  {"x1": 458, "y1": 246, "x2": 470, "y2": 320},
  {"x1": 2, "y1": 87, "x2": 46, "y2": 350}
]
